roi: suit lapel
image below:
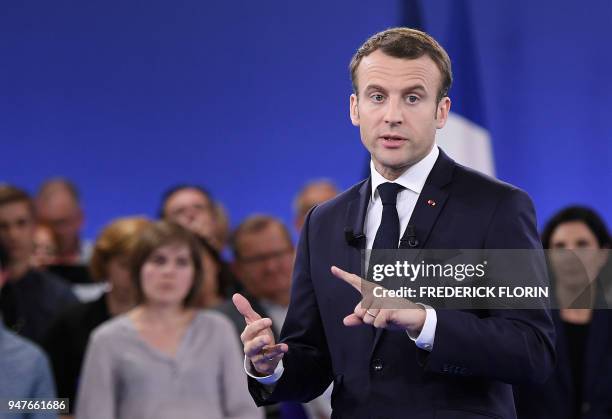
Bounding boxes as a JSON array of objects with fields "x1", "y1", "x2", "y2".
[
  {"x1": 343, "y1": 178, "x2": 375, "y2": 343},
  {"x1": 344, "y1": 178, "x2": 370, "y2": 277},
  {"x1": 400, "y1": 148, "x2": 454, "y2": 250}
]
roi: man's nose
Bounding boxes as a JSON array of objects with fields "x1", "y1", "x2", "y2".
[{"x1": 384, "y1": 98, "x2": 403, "y2": 125}]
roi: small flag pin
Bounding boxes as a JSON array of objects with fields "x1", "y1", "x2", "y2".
[{"x1": 427, "y1": 199, "x2": 436, "y2": 207}]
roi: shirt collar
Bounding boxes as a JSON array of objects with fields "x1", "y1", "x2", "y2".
[{"x1": 370, "y1": 145, "x2": 439, "y2": 200}]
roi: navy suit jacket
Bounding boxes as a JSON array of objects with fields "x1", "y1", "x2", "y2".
[{"x1": 249, "y1": 149, "x2": 556, "y2": 419}]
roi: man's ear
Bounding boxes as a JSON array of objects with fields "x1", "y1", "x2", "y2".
[
  {"x1": 350, "y1": 94, "x2": 360, "y2": 127},
  {"x1": 435, "y1": 96, "x2": 451, "y2": 129}
]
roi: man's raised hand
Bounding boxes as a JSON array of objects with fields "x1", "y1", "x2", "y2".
[{"x1": 232, "y1": 293, "x2": 288, "y2": 376}]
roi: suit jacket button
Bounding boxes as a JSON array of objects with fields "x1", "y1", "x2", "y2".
[{"x1": 372, "y1": 359, "x2": 384, "y2": 372}]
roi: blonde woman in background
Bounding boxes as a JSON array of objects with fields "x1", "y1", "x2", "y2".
[{"x1": 43, "y1": 216, "x2": 150, "y2": 419}]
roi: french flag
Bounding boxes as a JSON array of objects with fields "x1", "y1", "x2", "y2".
[{"x1": 403, "y1": 0, "x2": 495, "y2": 177}]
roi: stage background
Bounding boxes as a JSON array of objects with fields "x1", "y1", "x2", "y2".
[{"x1": 2, "y1": 0, "x2": 611, "y2": 242}]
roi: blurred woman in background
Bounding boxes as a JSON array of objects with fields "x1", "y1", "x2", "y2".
[
  {"x1": 76, "y1": 221, "x2": 261, "y2": 419},
  {"x1": 515, "y1": 206, "x2": 612, "y2": 419},
  {"x1": 43, "y1": 216, "x2": 150, "y2": 418}
]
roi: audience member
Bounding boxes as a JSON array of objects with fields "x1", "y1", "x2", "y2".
[
  {"x1": 36, "y1": 179, "x2": 91, "y2": 264},
  {"x1": 76, "y1": 221, "x2": 261, "y2": 419},
  {"x1": 514, "y1": 206, "x2": 612, "y2": 419},
  {"x1": 224, "y1": 215, "x2": 294, "y2": 322},
  {"x1": 218, "y1": 215, "x2": 329, "y2": 419},
  {"x1": 0, "y1": 243, "x2": 58, "y2": 419},
  {"x1": 159, "y1": 185, "x2": 220, "y2": 248},
  {"x1": 31, "y1": 223, "x2": 59, "y2": 268},
  {"x1": 293, "y1": 180, "x2": 338, "y2": 233},
  {"x1": 0, "y1": 185, "x2": 78, "y2": 345},
  {"x1": 160, "y1": 185, "x2": 241, "y2": 293},
  {"x1": 43, "y1": 217, "x2": 150, "y2": 417}
]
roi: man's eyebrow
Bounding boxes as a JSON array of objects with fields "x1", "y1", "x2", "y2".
[
  {"x1": 362, "y1": 84, "x2": 428, "y2": 95},
  {"x1": 402, "y1": 84, "x2": 427, "y2": 94},
  {"x1": 363, "y1": 84, "x2": 388, "y2": 94}
]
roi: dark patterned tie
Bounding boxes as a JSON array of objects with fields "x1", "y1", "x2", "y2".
[{"x1": 372, "y1": 182, "x2": 404, "y2": 249}]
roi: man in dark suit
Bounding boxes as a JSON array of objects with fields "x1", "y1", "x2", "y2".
[
  {"x1": 0, "y1": 184, "x2": 78, "y2": 345},
  {"x1": 233, "y1": 27, "x2": 556, "y2": 418}
]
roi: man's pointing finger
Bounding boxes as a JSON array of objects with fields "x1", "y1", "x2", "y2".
[
  {"x1": 232, "y1": 293, "x2": 262, "y2": 324},
  {"x1": 331, "y1": 265, "x2": 364, "y2": 293}
]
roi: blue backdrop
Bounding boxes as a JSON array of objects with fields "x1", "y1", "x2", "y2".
[{"x1": 2, "y1": 0, "x2": 611, "y2": 241}]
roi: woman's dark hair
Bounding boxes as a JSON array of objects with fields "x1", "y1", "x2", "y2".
[{"x1": 541, "y1": 206, "x2": 611, "y2": 249}]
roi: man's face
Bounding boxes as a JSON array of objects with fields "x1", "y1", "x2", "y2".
[
  {"x1": 164, "y1": 189, "x2": 216, "y2": 242},
  {"x1": 350, "y1": 51, "x2": 451, "y2": 179},
  {"x1": 36, "y1": 192, "x2": 83, "y2": 253},
  {"x1": 234, "y1": 224, "x2": 294, "y2": 303},
  {"x1": 0, "y1": 202, "x2": 35, "y2": 264}
]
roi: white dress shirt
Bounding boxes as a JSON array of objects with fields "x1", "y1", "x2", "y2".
[
  {"x1": 249, "y1": 146, "x2": 441, "y2": 385},
  {"x1": 366, "y1": 146, "x2": 438, "y2": 351}
]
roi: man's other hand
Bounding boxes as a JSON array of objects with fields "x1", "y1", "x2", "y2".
[
  {"x1": 331, "y1": 266, "x2": 426, "y2": 336},
  {"x1": 232, "y1": 293, "x2": 289, "y2": 376}
]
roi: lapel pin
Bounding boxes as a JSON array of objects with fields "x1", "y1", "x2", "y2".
[{"x1": 427, "y1": 199, "x2": 436, "y2": 207}]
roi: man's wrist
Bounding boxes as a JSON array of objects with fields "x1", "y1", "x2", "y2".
[
  {"x1": 405, "y1": 305, "x2": 427, "y2": 336},
  {"x1": 244, "y1": 356, "x2": 285, "y2": 384},
  {"x1": 407, "y1": 304, "x2": 437, "y2": 352}
]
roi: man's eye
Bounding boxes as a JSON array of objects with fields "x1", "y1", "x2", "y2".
[
  {"x1": 406, "y1": 95, "x2": 419, "y2": 104},
  {"x1": 370, "y1": 94, "x2": 385, "y2": 102}
]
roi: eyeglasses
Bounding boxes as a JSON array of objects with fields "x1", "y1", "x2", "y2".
[{"x1": 238, "y1": 248, "x2": 293, "y2": 265}]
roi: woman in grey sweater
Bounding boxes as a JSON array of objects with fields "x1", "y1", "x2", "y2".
[{"x1": 76, "y1": 221, "x2": 262, "y2": 419}]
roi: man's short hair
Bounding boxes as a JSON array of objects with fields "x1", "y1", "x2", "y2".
[
  {"x1": 158, "y1": 184, "x2": 213, "y2": 218},
  {"x1": 37, "y1": 178, "x2": 81, "y2": 203},
  {"x1": 0, "y1": 184, "x2": 35, "y2": 216},
  {"x1": 349, "y1": 27, "x2": 453, "y2": 102},
  {"x1": 230, "y1": 215, "x2": 293, "y2": 260}
]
